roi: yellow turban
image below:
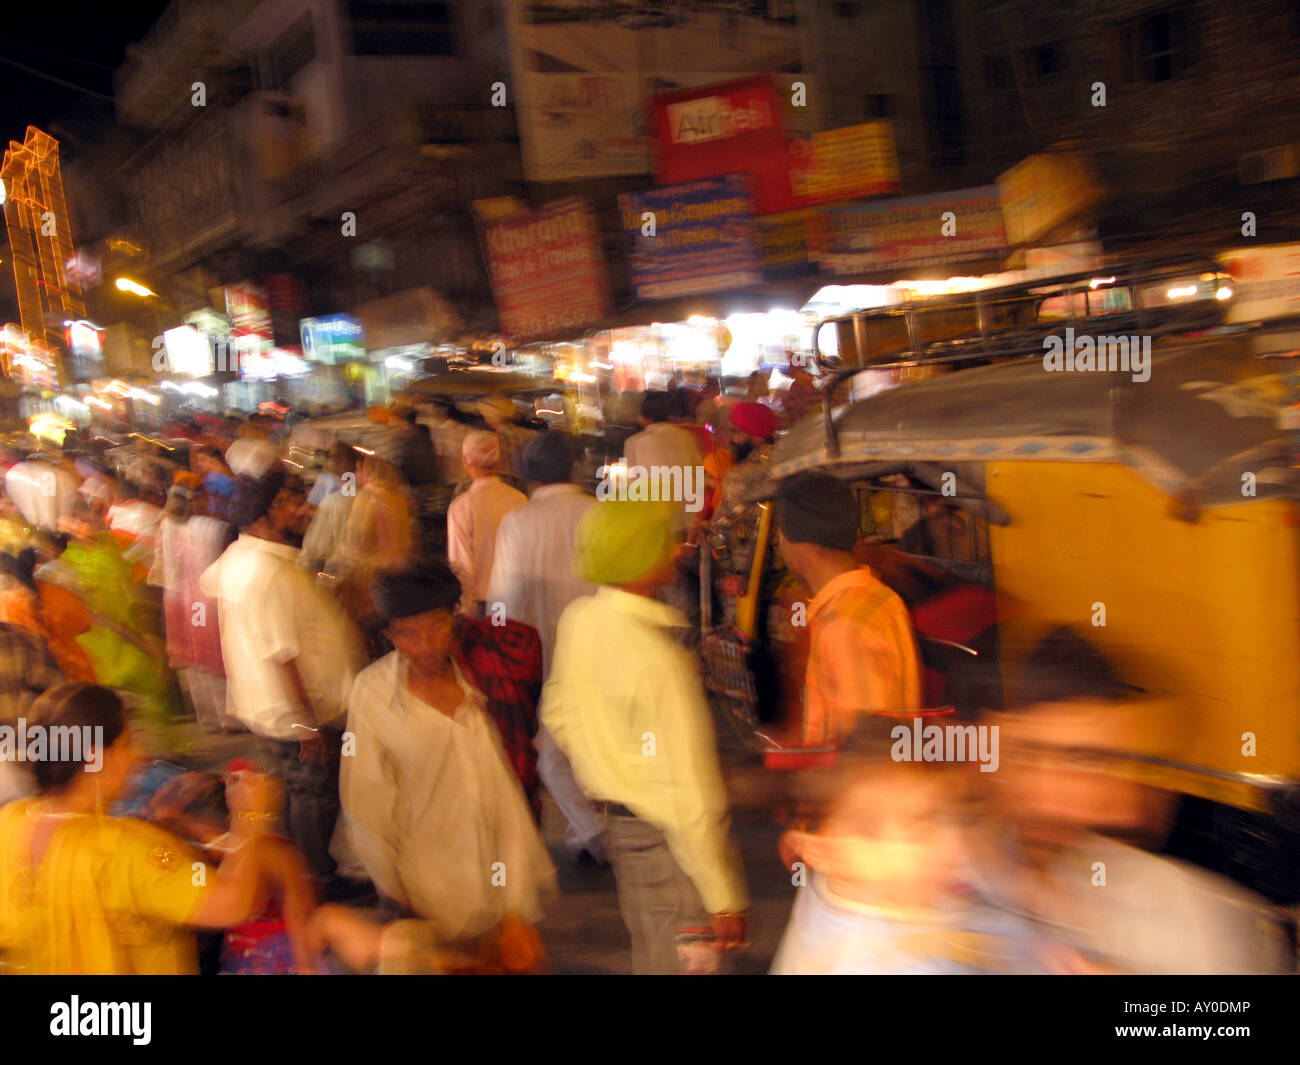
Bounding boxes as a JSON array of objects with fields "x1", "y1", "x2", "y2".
[{"x1": 574, "y1": 499, "x2": 678, "y2": 586}]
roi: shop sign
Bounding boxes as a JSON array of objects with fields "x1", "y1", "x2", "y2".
[
  {"x1": 998, "y1": 151, "x2": 1104, "y2": 247},
  {"x1": 301, "y1": 314, "x2": 365, "y2": 365},
  {"x1": 481, "y1": 198, "x2": 611, "y2": 342},
  {"x1": 619, "y1": 175, "x2": 762, "y2": 299},
  {"x1": 816, "y1": 186, "x2": 1008, "y2": 274},
  {"x1": 224, "y1": 282, "x2": 272, "y2": 341},
  {"x1": 651, "y1": 75, "x2": 792, "y2": 214},
  {"x1": 788, "y1": 122, "x2": 901, "y2": 204}
]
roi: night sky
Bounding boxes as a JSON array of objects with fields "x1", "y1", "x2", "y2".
[{"x1": 0, "y1": 4, "x2": 170, "y2": 150}]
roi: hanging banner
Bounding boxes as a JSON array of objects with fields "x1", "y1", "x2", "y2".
[
  {"x1": 788, "y1": 122, "x2": 901, "y2": 204},
  {"x1": 816, "y1": 186, "x2": 1008, "y2": 274},
  {"x1": 481, "y1": 197, "x2": 612, "y2": 342},
  {"x1": 356, "y1": 287, "x2": 460, "y2": 352},
  {"x1": 619, "y1": 175, "x2": 762, "y2": 300}
]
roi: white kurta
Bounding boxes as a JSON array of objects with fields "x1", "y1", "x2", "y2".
[
  {"x1": 446, "y1": 476, "x2": 526, "y2": 603},
  {"x1": 199, "y1": 535, "x2": 363, "y2": 739},
  {"x1": 4, "y1": 462, "x2": 78, "y2": 532},
  {"x1": 341, "y1": 652, "x2": 557, "y2": 942},
  {"x1": 621, "y1": 422, "x2": 703, "y2": 533},
  {"x1": 485, "y1": 483, "x2": 596, "y2": 674}
]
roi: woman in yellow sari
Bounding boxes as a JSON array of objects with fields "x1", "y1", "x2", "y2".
[{"x1": 0, "y1": 684, "x2": 318, "y2": 975}]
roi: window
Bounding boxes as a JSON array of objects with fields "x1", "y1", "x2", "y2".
[
  {"x1": 348, "y1": 0, "x2": 454, "y2": 56},
  {"x1": 1036, "y1": 42, "x2": 1064, "y2": 76},
  {"x1": 1020, "y1": 41, "x2": 1065, "y2": 78},
  {"x1": 1118, "y1": 8, "x2": 1192, "y2": 82}
]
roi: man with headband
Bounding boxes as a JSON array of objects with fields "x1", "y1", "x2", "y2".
[
  {"x1": 342, "y1": 562, "x2": 556, "y2": 950},
  {"x1": 446, "y1": 431, "x2": 526, "y2": 614},
  {"x1": 541, "y1": 499, "x2": 749, "y2": 973}
]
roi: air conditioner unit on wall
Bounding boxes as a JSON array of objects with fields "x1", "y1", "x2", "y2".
[{"x1": 1239, "y1": 144, "x2": 1300, "y2": 185}]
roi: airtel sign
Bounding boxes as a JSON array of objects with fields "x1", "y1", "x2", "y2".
[
  {"x1": 652, "y1": 75, "x2": 793, "y2": 213},
  {"x1": 665, "y1": 93, "x2": 776, "y2": 145}
]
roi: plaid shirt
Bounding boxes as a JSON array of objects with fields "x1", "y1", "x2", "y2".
[
  {"x1": 0, "y1": 621, "x2": 64, "y2": 725},
  {"x1": 452, "y1": 615, "x2": 543, "y2": 819}
]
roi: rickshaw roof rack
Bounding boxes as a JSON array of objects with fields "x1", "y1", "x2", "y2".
[
  {"x1": 816, "y1": 255, "x2": 1230, "y2": 377},
  {"x1": 783, "y1": 335, "x2": 1299, "y2": 514},
  {"x1": 814, "y1": 256, "x2": 1234, "y2": 460}
]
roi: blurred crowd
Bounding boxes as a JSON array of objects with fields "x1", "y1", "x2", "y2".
[{"x1": 0, "y1": 367, "x2": 1290, "y2": 975}]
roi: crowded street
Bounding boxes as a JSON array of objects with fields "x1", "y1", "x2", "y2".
[{"x1": 0, "y1": 4, "x2": 1299, "y2": 1030}]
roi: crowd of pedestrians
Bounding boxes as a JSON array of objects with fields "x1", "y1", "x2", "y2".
[{"x1": 0, "y1": 370, "x2": 1289, "y2": 975}]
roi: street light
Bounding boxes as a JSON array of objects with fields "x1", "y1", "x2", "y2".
[{"x1": 115, "y1": 277, "x2": 156, "y2": 298}]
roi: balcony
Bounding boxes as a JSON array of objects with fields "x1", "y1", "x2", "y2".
[{"x1": 115, "y1": 0, "x2": 262, "y2": 130}]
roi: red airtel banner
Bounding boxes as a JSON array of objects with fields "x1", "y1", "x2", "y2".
[
  {"x1": 651, "y1": 75, "x2": 795, "y2": 214},
  {"x1": 481, "y1": 197, "x2": 612, "y2": 343}
]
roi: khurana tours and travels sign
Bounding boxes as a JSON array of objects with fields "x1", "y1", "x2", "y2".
[{"x1": 480, "y1": 197, "x2": 611, "y2": 343}]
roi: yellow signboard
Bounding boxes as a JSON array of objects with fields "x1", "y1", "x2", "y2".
[
  {"x1": 789, "y1": 122, "x2": 901, "y2": 203},
  {"x1": 998, "y1": 151, "x2": 1104, "y2": 246}
]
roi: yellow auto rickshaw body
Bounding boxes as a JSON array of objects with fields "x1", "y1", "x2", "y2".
[
  {"x1": 741, "y1": 329, "x2": 1300, "y2": 817},
  {"x1": 987, "y1": 458, "x2": 1300, "y2": 811}
]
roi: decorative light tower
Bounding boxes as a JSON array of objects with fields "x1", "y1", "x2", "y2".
[{"x1": 0, "y1": 126, "x2": 85, "y2": 385}]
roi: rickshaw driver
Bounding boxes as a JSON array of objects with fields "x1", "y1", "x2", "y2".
[
  {"x1": 774, "y1": 472, "x2": 923, "y2": 747},
  {"x1": 709, "y1": 402, "x2": 780, "y2": 578}
]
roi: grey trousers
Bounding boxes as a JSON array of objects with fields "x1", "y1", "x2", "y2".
[{"x1": 601, "y1": 810, "x2": 714, "y2": 975}]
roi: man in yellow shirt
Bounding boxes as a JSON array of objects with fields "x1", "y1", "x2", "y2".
[
  {"x1": 775, "y1": 473, "x2": 922, "y2": 746},
  {"x1": 541, "y1": 499, "x2": 749, "y2": 973}
]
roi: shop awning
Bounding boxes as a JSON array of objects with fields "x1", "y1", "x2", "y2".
[{"x1": 602, "y1": 279, "x2": 826, "y2": 330}]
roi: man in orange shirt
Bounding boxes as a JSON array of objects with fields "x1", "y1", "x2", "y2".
[{"x1": 775, "y1": 473, "x2": 922, "y2": 746}]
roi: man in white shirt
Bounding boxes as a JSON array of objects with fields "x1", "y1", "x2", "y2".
[
  {"x1": 446, "y1": 431, "x2": 525, "y2": 614},
  {"x1": 542, "y1": 499, "x2": 749, "y2": 973},
  {"x1": 5, "y1": 458, "x2": 78, "y2": 532},
  {"x1": 485, "y1": 431, "x2": 603, "y2": 864},
  {"x1": 342, "y1": 564, "x2": 556, "y2": 943},
  {"x1": 200, "y1": 467, "x2": 365, "y2": 891},
  {"x1": 622, "y1": 391, "x2": 703, "y2": 536}
]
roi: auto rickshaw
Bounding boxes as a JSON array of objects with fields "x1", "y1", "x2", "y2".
[{"x1": 698, "y1": 261, "x2": 1300, "y2": 900}]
